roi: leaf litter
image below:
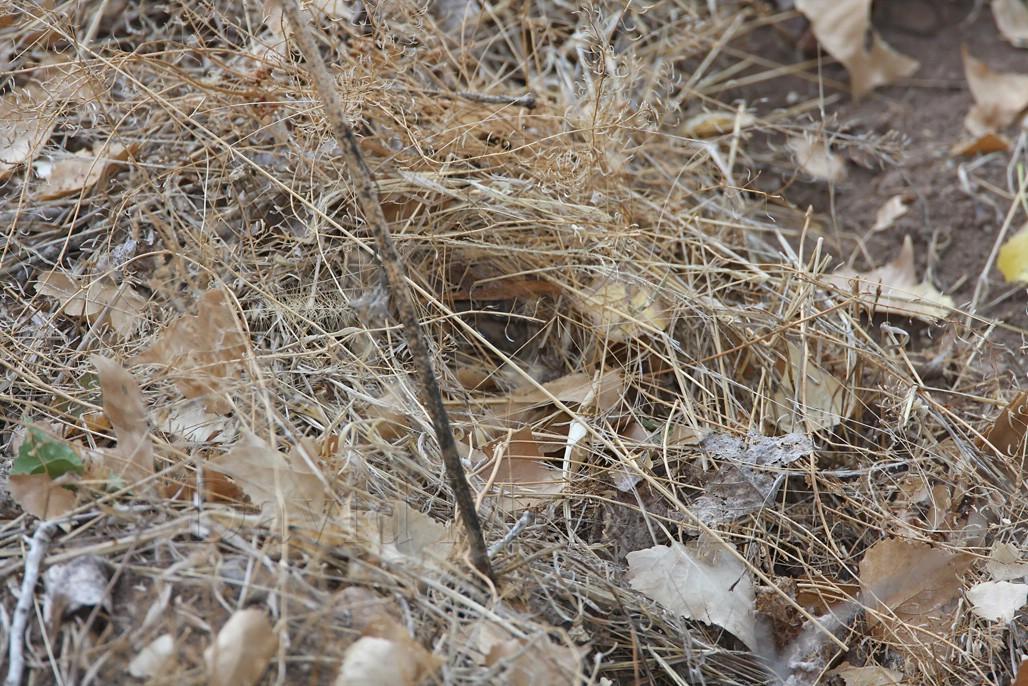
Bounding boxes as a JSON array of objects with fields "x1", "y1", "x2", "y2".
[{"x1": 2, "y1": 1, "x2": 1027, "y2": 685}]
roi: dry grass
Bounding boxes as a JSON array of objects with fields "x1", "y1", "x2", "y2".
[{"x1": 1, "y1": 1, "x2": 1025, "y2": 684}]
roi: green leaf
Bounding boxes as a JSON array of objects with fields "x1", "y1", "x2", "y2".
[{"x1": 11, "y1": 428, "x2": 84, "y2": 478}]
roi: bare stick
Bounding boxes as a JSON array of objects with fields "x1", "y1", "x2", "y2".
[
  {"x1": 281, "y1": 0, "x2": 494, "y2": 583},
  {"x1": 6, "y1": 521, "x2": 55, "y2": 686}
]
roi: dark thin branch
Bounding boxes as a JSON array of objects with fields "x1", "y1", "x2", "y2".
[{"x1": 281, "y1": 0, "x2": 495, "y2": 584}]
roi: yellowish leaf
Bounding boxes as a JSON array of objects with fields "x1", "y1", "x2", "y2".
[
  {"x1": 772, "y1": 342, "x2": 852, "y2": 433},
  {"x1": 795, "y1": 0, "x2": 919, "y2": 98},
  {"x1": 871, "y1": 194, "x2": 911, "y2": 232},
  {"x1": 962, "y1": 48, "x2": 1028, "y2": 135},
  {"x1": 681, "y1": 110, "x2": 756, "y2": 138},
  {"x1": 825, "y1": 236, "x2": 954, "y2": 321},
  {"x1": 787, "y1": 134, "x2": 846, "y2": 183},
  {"x1": 204, "y1": 609, "x2": 278, "y2": 686},
  {"x1": 91, "y1": 355, "x2": 154, "y2": 486},
  {"x1": 830, "y1": 662, "x2": 905, "y2": 686},
  {"x1": 579, "y1": 274, "x2": 669, "y2": 343},
  {"x1": 997, "y1": 223, "x2": 1028, "y2": 283}
]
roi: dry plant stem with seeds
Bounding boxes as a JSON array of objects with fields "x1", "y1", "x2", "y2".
[{"x1": 279, "y1": 0, "x2": 494, "y2": 583}]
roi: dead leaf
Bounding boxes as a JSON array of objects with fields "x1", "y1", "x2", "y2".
[
  {"x1": 950, "y1": 131, "x2": 1011, "y2": 156},
  {"x1": 1014, "y1": 658, "x2": 1028, "y2": 686},
  {"x1": 987, "y1": 541, "x2": 1028, "y2": 581},
  {"x1": 626, "y1": 536, "x2": 759, "y2": 651},
  {"x1": 871, "y1": 195, "x2": 911, "y2": 232},
  {"x1": 0, "y1": 85, "x2": 57, "y2": 180},
  {"x1": 8, "y1": 473, "x2": 77, "y2": 520},
  {"x1": 509, "y1": 369, "x2": 624, "y2": 409},
  {"x1": 43, "y1": 556, "x2": 111, "y2": 626},
  {"x1": 204, "y1": 608, "x2": 278, "y2": 686},
  {"x1": 91, "y1": 355, "x2": 154, "y2": 486},
  {"x1": 962, "y1": 48, "x2": 1028, "y2": 135},
  {"x1": 36, "y1": 271, "x2": 146, "y2": 337},
  {"x1": 993, "y1": 0, "x2": 1028, "y2": 48},
  {"x1": 485, "y1": 634, "x2": 586, "y2": 686},
  {"x1": 825, "y1": 236, "x2": 954, "y2": 322},
  {"x1": 135, "y1": 289, "x2": 247, "y2": 413},
  {"x1": 208, "y1": 433, "x2": 327, "y2": 528},
  {"x1": 686, "y1": 432, "x2": 812, "y2": 529},
  {"x1": 829, "y1": 662, "x2": 905, "y2": 685},
  {"x1": 479, "y1": 428, "x2": 565, "y2": 514},
  {"x1": 859, "y1": 537, "x2": 972, "y2": 656},
  {"x1": 787, "y1": 134, "x2": 846, "y2": 183},
  {"x1": 367, "y1": 501, "x2": 455, "y2": 570},
  {"x1": 967, "y1": 581, "x2": 1028, "y2": 622},
  {"x1": 681, "y1": 110, "x2": 756, "y2": 138},
  {"x1": 128, "y1": 634, "x2": 175, "y2": 679},
  {"x1": 35, "y1": 141, "x2": 131, "y2": 199},
  {"x1": 795, "y1": 0, "x2": 919, "y2": 98},
  {"x1": 578, "y1": 274, "x2": 670, "y2": 343},
  {"x1": 156, "y1": 398, "x2": 237, "y2": 444},
  {"x1": 772, "y1": 341, "x2": 852, "y2": 433}
]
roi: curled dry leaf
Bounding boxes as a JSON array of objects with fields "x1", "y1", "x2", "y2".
[
  {"x1": 91, "y1": 355, "x2": 154, "y2": 486},
  {"x1": 824, "y1": 236, "x2": 954, "y2": 322},
  {"x1": 681, "y1": 110, "x2": 756, "y2": 138},
  {"x1": 128, "y1": 634, "x2": 175, "y2": 679},
  {"x1": 578, "y1": 273, "x2": 669, "y2": 343},
  {"x1": 687, "y1": 432, "x2": 812, "y2": 529},
  {"x1": 208, "y1": 433, "x2": 326, "y2": 529},
  {"x1": 950, "y1": 131, "x2": 1011, "y2": 157},
  {"x1": 205, "y1": 608, "x2": 278, "y2": 686},
  {"x1": 987, "y1": 541, "x2": 1028, "y2": 581},
  {"x1": 36, "y1": 271, "x2": 146, "y2": 337},
  {"x1": 871, "y1": 195, "x2": 911, "y2": 233},
  {"x1": 508, "y1": 368, "x2": 624, "y2": 410},
  {"x1": 993, "y1": 0, "x2": 1028, "y2": 48},
  {"x1": 156, "y1": 398, "x2": 237, "y2": 444},
  {"x1": 35, "y1": 141, "x2": 131, "y2": 199},
  {"x1": 479, "y1": 428, "x2": 565, "y2": 514},
  {"x1": 962, "y1": 48, "x2": 1028, "y2": 135},
  {"x1": 135, "y1": 288, "x2": 247, "y2": 413},
  {"x1": 858, "y1": 537, "x2": 972, "y2": 659},
  {"x1": 787, "y1": 134, "x2": 846, "y2": 183},
  {"x1": 967, "y1": 580, "x2": 1028, "y2": 622},
  {"x1": 367, "y1": 500, "x2": 455, "y2": 570},
  {"x1": 996, "y1": 224, "x2": 1028, "y2": 283},
  {"x1": 772, "y1": 341, "x2": 853, "y2": 433},
  {"x1": 485, "y1": 633, "x2": 586, "y2": 686},
  {"x1": 335, "y1": 636, "x2": 440, "y2": 686},
  {"x1": 0, "y1": 85, "x2": 57, "y2": 180},
  {"x1": 626, "y1": 536, "x2": 759, "y2": 651},
  {"x1": 795, "y1": 0, "x2": 919, "y2": 98}
]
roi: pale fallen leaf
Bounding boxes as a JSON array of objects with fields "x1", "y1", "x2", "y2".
[
  {"x1": 787, "y1": 134, "x2": 846, "y2": 183},
  {"x1": 479, "y1": 428, "x2": 565, "y2": 514},
  {"x1": 128, "y1": 634, "x2": 175, "y2": 679},
  {"x1": 208, "y1": 433, "x2": 327, "y2": 528},
  {"x1": 36, "y1": 141, "x2": 131, "y2": 200},
  {"x1": 795, "y1": 0, "x2": 919, "y2": 98},
  {"x1": 772, "y1": 341, "x2": 852, "y2": 433},
  {"x1": 967, "y1": 581, "x2": 1028, "y2": 622},
  {"x1": 996, "y1": 223, "x2": 1028, "y2": 283},
  {"x1": 0, "y1": 85, "x2": 56, "y2": 180},
  {"x1": 43, "y1": 556, "x2": 111, "y2": 626},
  {"x1": 987, "y1": 541, "x2": 1028, "y2": 581},
  {"x1": 993, "y1": 0, "x2": 1028, "y2": 48},
  {"x1": 962, "y1": 48, "x2": 1028, "y2": 135},
  {"x1": 508, "y1": 369, "x2": 623, "y2": 409},
  {"x1": 156, "y1": 398, "x2": 237, "y2": 444},
  {"x1": 91, "y1": 355, "x2": 154, "y2": 486},
  {"x1": 824, "y1": 236, "x2": 954, "y2": 322},
  {"x1": 681, "y1": 110, "x2": 756, "y2": 138},
  {"x1": 578, "y1": 273, "x2": 669, "y2": 343},
  {"x1": 135, "y1": 289, "x2": 247, "y2": 413},
  {"x1": 871, "y1": 195, "x2": 911, "y2": 232},
  {"x1": 8, "y1": 473, "x2": 77, "y2": 520},
  {"x1": 859, "y1": 537, "x2": 972, "y2": 659},
  {"x1": 829, "y1": 662, "x2": 905, "y2": 686},
  {"x1": 687, "y1": 432, "x2": 812, "y2": 529},
  {"x1": 36, "y1": 271, "x2": 146, "y2": 337},
  {"x1": 485, "y1": 634, "x2": 586, "y2": 686},
  {"x1": 335, "y1": 636, "x2": 440, "y2": 686},
  {"x1": 367, "y1": 500, "x2": 455, "y2": 570},
  {"x1": 205, "y1": 609, "x2": 278, "y2": 686},
  {"x1": 32, "y1": 54, "x2": 104, "y2": 103},
  {"x1": 627, "y1": 536, "x2": 759, "y2": 651}
]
